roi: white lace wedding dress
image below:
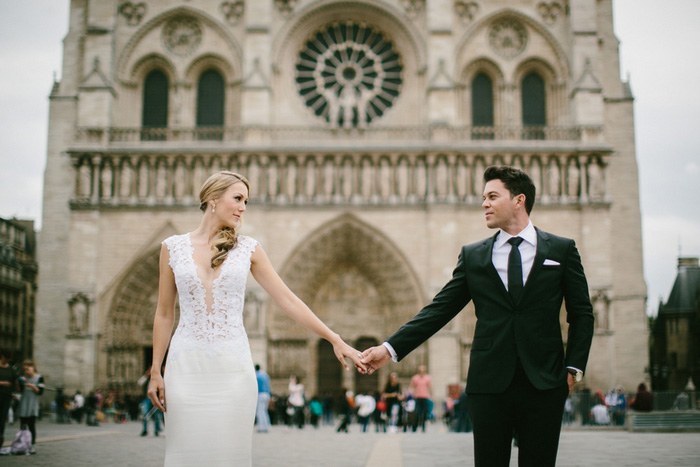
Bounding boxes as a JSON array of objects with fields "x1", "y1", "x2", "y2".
[{"x1": 162, "y1": 233, "x2": 258, "y2": 466}]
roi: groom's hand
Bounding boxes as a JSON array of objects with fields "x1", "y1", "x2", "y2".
[{"x1": 360, "y1": 345, "x2": 392, "y2": 374}]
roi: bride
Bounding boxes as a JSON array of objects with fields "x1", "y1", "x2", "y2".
[{"x1": 148, "y1": 171, "x2": 366, "y2": 466}]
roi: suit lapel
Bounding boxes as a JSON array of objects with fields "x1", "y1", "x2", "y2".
[
  {"x1": 522, "y1": 227, "x2": 551, "y2": 296},
  {"x1": 481, "y1": 233, "x2": 510, "y2": 299}
]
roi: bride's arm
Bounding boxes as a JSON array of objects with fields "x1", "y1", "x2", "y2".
[
  {"x1": 250, "y1": 244, "x2": 366, "y2": 373},
  {"x1": 148, "y1": 243, "x2": 177, "y2": 412}
]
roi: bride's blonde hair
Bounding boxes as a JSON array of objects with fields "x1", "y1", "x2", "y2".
[{"x1": 199, "y1": 171, "x2": 250, "y2": 269}]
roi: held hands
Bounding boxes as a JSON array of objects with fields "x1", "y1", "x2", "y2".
[
  {"x1": 567, "y1": 372, "x2": 576, "y2": 395},
  {"x1": 331, "y1": 335, "x2": 368, "y2": 374},
  {"x1": 360, "y1": 345, "x2": 392, "y2": 375},
  {"x1": 147, "y1": 372, "x2": 167, "y2": 412}
]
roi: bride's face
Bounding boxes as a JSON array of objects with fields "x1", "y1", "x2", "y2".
[{"x1": 214, "y1": 181, "x2": 249, "y2": 228}]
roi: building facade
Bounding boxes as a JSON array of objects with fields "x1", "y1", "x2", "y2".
[
  {"x1": 650, "y1": 257, "x2": 700, "y2": 392},
  {"x1": 37, "y1": 0, "x2": 648, "y2": 403},
  {"x1": 0, "y1": 218, "x2": 38, "y2": 363}
]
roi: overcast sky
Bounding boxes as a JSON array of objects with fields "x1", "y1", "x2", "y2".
[{"x1": 0, "y1": 1, "x2": 698, "y2": 316}]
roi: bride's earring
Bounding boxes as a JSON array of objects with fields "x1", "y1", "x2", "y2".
[{"x1": 212, "y1": 203, "x2": 216, "y2": 213}]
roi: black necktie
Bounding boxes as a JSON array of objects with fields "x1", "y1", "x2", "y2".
[{"x1": 507, "y1": 237, "x2": 524, "y2": 303}]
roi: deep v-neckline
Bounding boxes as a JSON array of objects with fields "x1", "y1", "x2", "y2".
[{"x1": 186, "y1": 233, "x2": 228, "y2": 313}]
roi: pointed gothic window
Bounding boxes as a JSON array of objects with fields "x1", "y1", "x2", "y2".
[
  {"x1": 196, "y1": 69, "x2": 225, "y2": 140},
  {"x1": 142, "y1": 70, "x2": 169, "y2": 140},
  {"x1": 521, "y1": 72, "x2": 546, "y2": 140},
  {"x1": 471, "y1": 72, "x2": 494, "y2": 139}
]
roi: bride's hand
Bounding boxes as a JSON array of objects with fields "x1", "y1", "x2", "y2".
[
  {"x1": 147, "y1": 373, "x2": 167, "y2": 412},
  {"x1": 331, "y1": 337, "x2": 368, "y2": 374}
]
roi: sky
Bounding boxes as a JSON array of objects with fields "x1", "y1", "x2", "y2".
[{"x1": 0, "y1": 1, "x2": 698, "y2": 316}]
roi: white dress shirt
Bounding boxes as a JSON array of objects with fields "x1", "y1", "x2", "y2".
[{"x1": 492, "y1": 221, "x2": 537, "y2": 291}]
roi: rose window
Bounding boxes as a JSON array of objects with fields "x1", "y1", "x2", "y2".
[{"x1": 295, "y1": 22, "x2": 403, "y2": 128}]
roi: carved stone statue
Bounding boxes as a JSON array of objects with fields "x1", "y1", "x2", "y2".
[
  {"x1": 68, "y1": 293, "x2": 91, "y2": 334},
  {"x1": 547, "y1": 159, "x2": 560, "y2": 198},
  {"x1": 588, "y1": 158, "x2": 605, "y2": 201},
  {"x1": 567, "y1": 160, "x2": 580, "y2": 198},
  {"x1": 593, "y1": 291, "x2": 609, "y2": 331}
]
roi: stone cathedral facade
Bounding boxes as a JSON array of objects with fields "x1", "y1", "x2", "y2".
[{"x1": 37, "y1": 0, "x2": 648, "y2": 403}]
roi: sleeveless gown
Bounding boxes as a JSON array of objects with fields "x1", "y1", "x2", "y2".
[{"x1": 162, "y1": 233, "x2": 258, "y2": 466}]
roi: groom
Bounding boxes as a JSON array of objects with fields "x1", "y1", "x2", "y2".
[{"x1": 361, "y1": 166, "x2": 594, "y2": 467}]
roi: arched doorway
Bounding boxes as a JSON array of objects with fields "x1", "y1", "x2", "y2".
[
  {"x1": 317, "y1": 339, "x2": 342, "y2": 398},
  {"x1": 106, "y1": 247, "x2": 173, "y2": 393},
  {"x1": 266, "y1": 214, "x2": 426, "y2": 396}
]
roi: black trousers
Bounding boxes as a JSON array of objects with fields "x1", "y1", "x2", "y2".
[
  {"x1": 467, "y1": 365, "x2": 568, "y2": 467},
  {"x1": 19, "y1": 416, "x2": 37, "y2": 445}
]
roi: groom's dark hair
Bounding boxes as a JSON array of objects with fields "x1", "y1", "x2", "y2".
[{"x1": 484, "y1": 165, "x2": 536, "y2": 215}]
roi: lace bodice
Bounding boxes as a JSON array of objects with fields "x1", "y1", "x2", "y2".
[{"x1": 163, "y1": 233, "x2": 258, "y2": 362}]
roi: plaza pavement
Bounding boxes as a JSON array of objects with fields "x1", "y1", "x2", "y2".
[{"x1": 1, "y1": 418, "x2": 699, "y2": 466}]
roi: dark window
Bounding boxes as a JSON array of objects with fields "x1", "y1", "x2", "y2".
[
  {"x1": 142, "y1": 70, "x2": 169, "y2": 140},
  {"x1": 196, "y1": 69, "x2": 225, "y2": 140},
  {"x1": 521, "y1": 72, "x2": 546, "y2": 140},
  {"x1": 471, "y1": 73, "x2": 494, "y2": 140}
]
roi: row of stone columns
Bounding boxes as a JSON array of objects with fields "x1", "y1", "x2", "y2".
[{"x1": 71, "y1": 151, "x2": 608, "y2": 207}]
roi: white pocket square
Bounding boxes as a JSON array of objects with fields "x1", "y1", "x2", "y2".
[{"x1": 543, "y1": 259, "x2": 560, "y2": 266}]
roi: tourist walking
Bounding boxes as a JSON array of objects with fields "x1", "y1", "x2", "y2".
[
  {"x1": 17, "y1": 360, "x2": 45, "y2": 453},
  {"x1": 255, "y1": 365, "x2": 271, "y2": 433},
  {"x1": 410, "y1": 365, "x2": 432, "y2": 432}
]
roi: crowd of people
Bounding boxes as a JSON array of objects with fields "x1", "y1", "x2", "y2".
[
  {"x1": 0, "y1": 344, "x2": 695, "y2": 458},
  {"x1": 561, "y1": 382, "x2": 656, "y2": 427},
  {"x1": 251, "y1": 366, "x2": 475, "y2": 434}
]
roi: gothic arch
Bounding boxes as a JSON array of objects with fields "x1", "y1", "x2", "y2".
[
  {"x1": 117, "y1": 6, "x2": 243, "y2": 85},
  {"x1": 273, "y1": 0, "x2": 426, "y2": 72},
  {"x1": 271, "y1": 213, "x2": 424, "y2": 340},
  {"x1": 458, "y1": 57, "x2": 505, "y2": 125},
  {"x1": 184, "y1": 53, "x2": 238, "y2": 86},
  {"x1": 105, "y1": 245, "x2": 162, "y2": 392},
  {"x1": 454, "y1": 8, "x2": 570, "y2": 84},
  {"x1": 130, "y1": 53, "x2": 177, "y2": 85},
  {"x1": 271, "y1": 0, "x2": 427, "y2": 126},
  {"x1": 265, "y1": 213, "x2": 427, "y2": 391}
]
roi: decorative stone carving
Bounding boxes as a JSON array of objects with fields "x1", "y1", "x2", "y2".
[
  {"x1": 588, "y1": 157, "x2": 605, "y2": 201},
  {"x1": 566, "y1": 159, "x2": 580, "y2": 198},
  {"x1": 593, "y1": 290, "x2": 610, "y2": 331},
  {"x1": 547, "y1": 158, "x2": 560, "y2": 198},
  {"x1": 454, "y1": 1, "x2": 479, "y2": 23},
  {"x1": 68, "y1": 292, "x2": 91, "y2": 335},
  {"x1": 100, "y1": 162, "x2": 114, "y2": 199},
  {"x1": 78, "y1": 163, "x2": 91, "y2": 198},
  {"x1": 274, "y1": 0, "x2": 297, "y2": 15},
  {"x1": 537, "y1": 2, "x2": 563, "y2": 25},
  {"x1": 401, "y1": 0, "x2": 425, "y2": 17},
  {"x1": 162, "y1": 17, "x2": 202, "y2": 57},
  {"x1": 295, "y1": 22, "x2": 403, "y2": 128},
  {"x1": 243, "y1": 289, "x2": 264, "y2": 333},
  {"x1": 489, "y1": 18, "x2": 528, "y2": 59},
  {"x1": 220, "y1": 1, "x2": 244, "y2": 25},
  {"x1": 71, "y1": 152, "x2": 611, "y2": 208},
  {"x1": 119, "y1": 2, "x2": 146, "y2": 26}
]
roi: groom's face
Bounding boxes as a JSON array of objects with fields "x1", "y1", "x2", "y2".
[{"x1": 482, "y1": 179, "x2": 517, "y2": 230}]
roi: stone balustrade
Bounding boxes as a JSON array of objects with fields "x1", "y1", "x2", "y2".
[
  {"x1": 69, "y1": 150, "x2": 609, "y2": 208},
  {"x1": 73, "y1": 124, "x2": 605, "y2": 147}
]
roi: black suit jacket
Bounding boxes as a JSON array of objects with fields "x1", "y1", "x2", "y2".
[{"x1": 387, "y1": 228, "x2": 594, "y2": 393}]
